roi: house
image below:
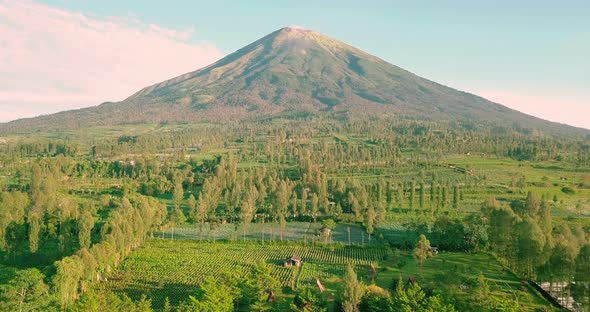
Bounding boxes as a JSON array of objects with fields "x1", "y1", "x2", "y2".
[
  {"x1": 283, "y1": 256, "x2": 302, "y2": 267},
  {"x1": 429, "y1": 247, "x2": 439, "y2": 255}
]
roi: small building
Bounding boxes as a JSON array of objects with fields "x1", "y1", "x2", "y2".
[
  {"x1": 319, "y1": 227, "x2": 331, "y2": 237},
  {"x1": 429, "y1": 247, "x2": 439, "y2": 255},
  {"x1": 283, "y1": 256, "x2": 302, "y2": 267}
]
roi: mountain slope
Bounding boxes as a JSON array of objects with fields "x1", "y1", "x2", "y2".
[{"x1": 1, "y1": 27, "x2": 587, "y2": 135}]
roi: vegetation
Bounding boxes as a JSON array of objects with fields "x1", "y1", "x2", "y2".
[{"x1": 1, "y1": 25, "x2": 590, "y2": 308}]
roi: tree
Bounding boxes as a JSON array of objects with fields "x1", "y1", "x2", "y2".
[
  {"x1": 341, "y1": 264, "x2": 363, "y2": 312},
  {"x1": 187, "y1": 194, "x2": 197, "y2": 223},
  {"x1": 274, "y1": 181, "x2": 289, "y2": 240},
  {"x1": 172, "y1": 179, "x2": 184, "y2": 209},
  {"x1": 243, "y1": 261, "x2": 281, "y2": 310},
  {"x1": 524, "y1": 191, "x2": 540, "y2": 216},
  {"x1": 301, "y1": 188, "x2": 308, "y2": 217},
  {"x1": 365, "y1": 202, "x2": 376, "y2": 240},
  {"x1": 413, "y1": 234, "x2": 433, "y2": 266},
  {"x1": 53, "y1": 255, "x2": 84, "y2": 309},
  {"x1": 27, "y1": 211, "x2": 42, "y2": 253},
  {"x1": 573, "y1": 244, "x2": 590, "y2": 309},
  {"x1": 311, "y1": 193, "x2": 319, "y2": 223},
  {"x1": 515, "y1": 217, "x2": 546, "y2": 278},
  {"x1": 392, "y1": 279, "x2": 456, "y2": 312},
  {"x1": 241, "y1": 186, "x2": 258, "y2": 240},
  {"x1": 291, "y1": 287, "x2": 327, "y2": 312},
  {"x1": 359, "y1": 285, "x2": 393, "y2": 312},
  {"x1": 78, "y1": 211, "x2": 95, "y2": 249},
  {"x1": 0, "y1": 268, "x2": 50, "y2": 312},
  {"x1": 409, "y1": 181, "x2": 416, "y2": 210},
  {"x1": 169, "y1": 206, "x2": 186, "y2": 240},
  {"x1": 463, "y1": 214, "x2": 489, "y2": 252},
  {"x1": 348, "y1": 192, "x2": 360, "y2": 218},
  {"x1": 322, "y1": 219, "x2": 337, "y2": 230},
  {"x1": 431, "y1": 215, "x2": 466, "y2": 251},
  {"x1": 452, "y1": 185, "x2": 459, "y2": 209},
  {"x1": 548, "y1": 240, "x2": 577, "y2": 298},
  {"x1": 187, "y1": 276, "x2": 235, "y2": 312},
  {"x1": 419, "y1": 182, "x2": 425, "y2": 210},
  {"x1": 484, "y1": 199, "x2": 517, "y2": 258},
  {"x1": 469, "y1": 273, "x2": 490, "y2": 306}
]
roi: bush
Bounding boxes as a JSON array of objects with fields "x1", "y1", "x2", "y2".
[{"x1": 561, "y1": 186, "x2": 576, "y2": 195}]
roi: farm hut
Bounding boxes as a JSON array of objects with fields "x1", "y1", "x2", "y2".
[
  {"x1": 429, "y1": 247, "x2": 439, "y2": 255},
  {"x1": 319, "y1": 227, "x2": 331, "y2": 237},
  {"x1": 283, "y1": 256, "x2": 302, "y2": 267}
]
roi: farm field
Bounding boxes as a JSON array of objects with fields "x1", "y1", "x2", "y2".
[
  {"x1": 107, "y1": 240, "x2": 389, "y2": 308},
  {"x1": 157, "y1": 222, "x2": 383, "y2": 246},
  {"x1": 107, "y1": 239, "x2": 556, "y2": 311}
]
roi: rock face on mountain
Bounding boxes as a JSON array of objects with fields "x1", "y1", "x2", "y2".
[{"x1": 1, "y1": 27, "x2": 586, "y2": 134}]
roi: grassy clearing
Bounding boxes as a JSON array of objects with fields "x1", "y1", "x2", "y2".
[{"x1": 377, "y1": 251, "x2": 557, "y2": 311}]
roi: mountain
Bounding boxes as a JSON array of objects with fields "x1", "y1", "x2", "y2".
[{"x1": 1, "y1": 27, "x2": 587, "y2": 135}]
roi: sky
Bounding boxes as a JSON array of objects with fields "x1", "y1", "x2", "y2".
[{"x1": 1, "y1": 0, "x2": 589, "y2": 129}]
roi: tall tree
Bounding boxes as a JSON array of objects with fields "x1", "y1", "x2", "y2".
[
  {"x1": 241, "y1": 186, "x2": 258, "y2": 240},
  {"x1": 300, "y1": 188, "x2": 308, "y2": 217},
  {"x1": 275, "y1": 180, "x2": 289, "y2": 240},
  {"x1": 413, "y1": 234, "x2": 434, "y2": 266},
  {"x1": 310, "y1": 193, "x2": 319, "y2": 223},
  {"x1": 187, "y1": 194, "x2": 197, "y2": 223},
  {"x1": 172, "y1": 179, "x2": 184, "y2": 209},
  {"x1": 573, "y1": 244, "x2": 590, "y2": 309},
  {"x1": 419, "y1": 182, "x2": 425, "y2": 210},
  {"x1": 341, "y1": 264, "x2": 363, "y2": 312},
  {"x1": 516, "y1": 217, "x2": 546, "y2": 278},
  {"x1": 169, "y1": 206, "x2": 186, "y2": 240},
  {"x1": 78, "y1": 211, "x2": 94, "y2": 249}
]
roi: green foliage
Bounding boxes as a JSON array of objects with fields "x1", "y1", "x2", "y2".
[
  {"x1": 0, "y1": 268, "x2": 51, "y2": 311},
  {"x1": 341, "y1": 264, "x2": 364, "y2": 312},
  {"x1": 73, "y1": 288, "x2": 154, "y2": 312},
  {"x1": 291, "y1": 287, "x2": 327, "y2": 312},
  {"x1": 413, "y1": 234, "x2": 433, "y2": 266},
  {"x1": 1, "y1": 85, "x2": 589, "y2": 312},
  {"x1": 359, "y1": 285, "x2": 393, "y2": 312},
  {"x1": 321, "y1": 219, "x2": 337, "y2": 230},
  {"x1": 186, "y1": 276, "x2": 235, "y2": 312},
  {"x1": 561, "y1": 186, "x2": 576, "y2": 194},
  {"x1": 392, "y1": 280, "x2": 456, "y2": 312}
]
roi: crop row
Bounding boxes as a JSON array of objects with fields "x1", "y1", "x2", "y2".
[{"x1": 108, "y1": 240, "x2": 389, "y2": 306}]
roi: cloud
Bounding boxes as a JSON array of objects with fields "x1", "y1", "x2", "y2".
[
  {"x1": 476, "y1": 89, "x2": 590, "y2": 130},
  {"x1": 0, "y1": 0, "x2": 223, "y2": 122}
]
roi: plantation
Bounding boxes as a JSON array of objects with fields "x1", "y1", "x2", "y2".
[
  {"x1": 107, "y1": 240, "x2": 389, "y2": 307},
  {"x1": 105, "y1": 238, "x2": 558, "y2": 311}
]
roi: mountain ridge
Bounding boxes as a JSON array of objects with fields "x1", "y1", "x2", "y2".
[{"x1": 1, "y1": 27, "x2": 588, "y2": 135}]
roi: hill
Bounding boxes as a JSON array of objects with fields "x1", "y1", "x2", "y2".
[{"x1": 1, "y1": 27, "x2": 587, "y2": 136}]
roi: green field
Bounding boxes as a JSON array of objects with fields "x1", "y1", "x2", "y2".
[
  {"x1": 107, "y1": 239, "x2": 556, "y2": 311},
  {"x1": 107, "y1": 240, "x2": 388, "y2": 308}
]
